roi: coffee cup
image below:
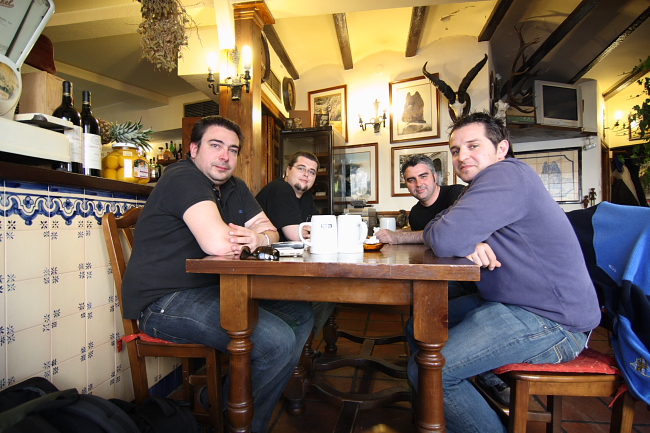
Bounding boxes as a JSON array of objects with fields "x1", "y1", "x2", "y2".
[
  {"x1": 299, "y1": 215, "x2": 337, "y2": 254},
  {"x1": 379, "y1": 217, "x2": 397, "y2": 231},
  {"x1": 337, "y1": 214, "x2": 368, "y2": 254}
]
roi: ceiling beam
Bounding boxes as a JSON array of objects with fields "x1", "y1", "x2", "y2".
[
  {"x1": 56, "y1": 61, "x2": 169, "y2": 105},
  {"x1": 502, "y1": 0, "x2": 603, "y2": 97},
  {"x1": 478, "y1": 0, "x2": 515, "y2": 42},
  {"x1": 569, "y1": 5, "x2": 650, "y2": 84},
  {"x1": 264, "y1": 25, "x2": 299, "y2": 80},
  {"x1": 603, "y1": 63, "x2": 650, "y2": 101},
  {"x1": 333, "y1": 13, "x2": 353, "y2": 70},
  {"x1": 405, "y1": 6, "x2": 427, "y2": 58}
]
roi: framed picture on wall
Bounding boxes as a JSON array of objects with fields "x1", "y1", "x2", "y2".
[
  {"x1": 514, "y1": 147, "x2": 582, "y2": 204},
  {"x1": 309, "y1": 85, "x2": 348, "y2": 141},
  {"x1": 391, "y1": 143, "x2": 451, "y2": 196},
  {"x1": 333, "y1": 143, "x2": 378, "y2": 204},
  {"x1": 389, "y1": 76, "x2": 440, "y2": 144}
]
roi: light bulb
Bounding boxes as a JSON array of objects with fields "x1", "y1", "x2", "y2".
[
  {"x1": 207, "y1": 52, "x2": 218, "y2": 72},
  {"x1": 242, "y1": 45, "x2": 252, "y2": 71}
]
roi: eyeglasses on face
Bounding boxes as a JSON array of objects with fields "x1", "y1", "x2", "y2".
[{"x1": 292, "y1": 165, "x2": 317, "y2": 177}]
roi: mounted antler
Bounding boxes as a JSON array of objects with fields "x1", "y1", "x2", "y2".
[
  {"x1": 423, "y1": 54, "x2": 488, "y2": 121},
  {"x1": 504, "y1": 25, "x2": 540, "y2": 114}
]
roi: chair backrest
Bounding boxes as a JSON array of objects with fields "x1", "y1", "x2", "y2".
[{"x1": 102, "y1": 207, "x2": 143, "y2": 337}]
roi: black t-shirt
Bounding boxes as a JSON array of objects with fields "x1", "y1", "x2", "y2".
[
  {"x1": 121, "y1": 159, "x2": 262, "y2": 319},
  {"x1": 256, "y1": 178, "x2": 318, "y2": 242},
  {"x1": 408, "y1": 184, "x2": 465, "y2": 231}
]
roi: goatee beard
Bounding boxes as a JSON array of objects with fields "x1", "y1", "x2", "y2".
[{"x1": 294, "y1": 182, "x2": 309, "y2": 192}]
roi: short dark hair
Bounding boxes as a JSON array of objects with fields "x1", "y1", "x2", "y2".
[
  {"x1": 449, "y1": 112, "x2": 514, "y2": 158},
  {"x1": 401, "y1": 154, "x2": 436, "y2": 178},
  {"x1": 191, "y1": 115, "x2": 244, "y2": 153},
  {"x1": 288, "y1": 151, "x2": 320, "y2": 170}
]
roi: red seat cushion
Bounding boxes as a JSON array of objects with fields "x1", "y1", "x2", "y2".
[{"x1": 493, "y1": 348, "x2": 619, "y2": 375}]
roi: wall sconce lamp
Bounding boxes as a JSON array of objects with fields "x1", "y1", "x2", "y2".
[
  {"x1": 605, "y1": 111, "x2": 629, "y2": 136},
  {"x1": 207, "y1": 46, "x2": 252, "y2": 101},
  {"x1": 359, "y1": 99, "x2": 387, "y2": 133}
]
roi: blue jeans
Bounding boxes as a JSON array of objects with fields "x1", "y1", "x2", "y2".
[
  {"x1": 139, "y1": 286, "x2": 314, "y2": 433},
  {"x1": 406, "y1": 294, "x2": 588, "y2": 433}
]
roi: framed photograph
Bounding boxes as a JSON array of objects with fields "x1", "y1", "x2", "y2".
[
  {"x1": 389, "y1": 76, "x2": 440, "y2": 143},
  {"x1": 515, "y1": 147, "x2": 582, "y2": 204},
  {"x1": 391, "y1": 143, "x2": 452, "y2": 196},
  {"x1": 309, "y1": 85, "x2": 348, "y2": 141},
  {"x1": 333, "y1": 143, "x2": 378, "y2": 204}
]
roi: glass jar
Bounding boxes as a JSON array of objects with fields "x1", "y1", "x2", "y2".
[{"x1": 102, "y1": 143, "x2": 150, "y2": 183}]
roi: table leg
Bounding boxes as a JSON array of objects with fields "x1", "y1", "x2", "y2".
[
  {"x1": 413, "y1": 280, "x2": 448, "y2": 433},
  {"x1": 226, "y1": 329, "x2": 255, "y2": 433}
]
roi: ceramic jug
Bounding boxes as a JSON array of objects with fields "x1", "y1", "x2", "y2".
[
  {"x1": 337, "y1": 214, "x2": 368, "y2": 253},
  {"x1": 299, "y1": 215, "x2": 337, "y2": 254}
]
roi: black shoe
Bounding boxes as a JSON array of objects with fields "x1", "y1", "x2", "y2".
[{"x1": 476, "y1": 375, "x2": 511, "y2": 407}]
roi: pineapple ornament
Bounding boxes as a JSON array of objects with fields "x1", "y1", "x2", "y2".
[{"x1": 101, "y1": 119, "x2": 154, "y2": 183}]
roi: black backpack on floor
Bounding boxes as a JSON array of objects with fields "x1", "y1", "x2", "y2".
[{"x1": 0, "y1": 378, "x2": 198, "y2": 433}]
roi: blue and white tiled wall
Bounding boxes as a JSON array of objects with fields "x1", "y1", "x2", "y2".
[{"x1": 0, "y1": 179, "x2": 180, "y2": 400}]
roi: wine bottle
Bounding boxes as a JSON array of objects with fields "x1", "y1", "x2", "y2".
[
  {"x1": 81, "y1": 91, "x2": 102, "y2": 177},
  {"x1": 154, "y1": 157, "x2": 162, "y2": 179},
  {"x1": 52, "y1": 81, "x2": 83, "y2": 174},
  {"x1": 148, "y1": 158, "x2": 158, "y2": 182},
  {"x1": 169, "y1": 141, "x2": 176, "y2": 160}
]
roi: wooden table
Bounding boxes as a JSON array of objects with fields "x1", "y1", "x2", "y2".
[{"x1": 187, "y1": 244, "x2": 479, "y2": 433}]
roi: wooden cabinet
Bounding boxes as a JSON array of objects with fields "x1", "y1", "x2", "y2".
[{"x1": 280, "y1": 126, "x2": 344, "y2": 215}]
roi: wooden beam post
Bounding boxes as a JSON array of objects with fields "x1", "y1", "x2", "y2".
[{"x1": 220, "y1": 1, "x2": 274, "y2": 195}]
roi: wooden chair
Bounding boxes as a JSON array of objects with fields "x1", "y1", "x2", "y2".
[
  {"x1": 102, "y1": 208, "x2": 223, "y2": 433},
  {"x1": 481, "y1": 348, "x2": 636, "y2": 433},
  {"x1": 477, "y1": 205, "x2": 640, "y2": 433}
]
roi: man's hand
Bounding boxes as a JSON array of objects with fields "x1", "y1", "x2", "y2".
[
  {"x1": 246, "y1": 217, "x2": 277, "y2": 235},
  {"x1": 466, "y1": 242, "x2": 501, "y2": 270},
  {"x1": 228, "y1": 223, "x2": 269, "y2": 252},
  {"x1": 376, "y1": 229, "x2": 398, "y2": 244},
  {"x1": 376, "y1": 229, "x2": 424, "y2": 245}
]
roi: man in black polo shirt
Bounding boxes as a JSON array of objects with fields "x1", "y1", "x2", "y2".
[
  {"x1": 256, "y1": 151, "x2": 336, "y2": 335},
  {"x1": 122, "y1": 116, "x2": 313, "y2": 433}
]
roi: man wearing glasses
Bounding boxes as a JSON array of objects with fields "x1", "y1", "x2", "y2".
[
  {"x1": 256, "y1": 151, "x2": 320, "y2": 242},
  {"x1": 256, "y1": 151, "x2": 336, "y2": 336}
]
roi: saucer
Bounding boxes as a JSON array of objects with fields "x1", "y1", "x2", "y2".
[{"x1": 363, "y1": 242, "x2": 384, "y2": 252}]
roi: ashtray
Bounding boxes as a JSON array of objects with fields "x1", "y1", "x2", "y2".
[{"x1": 363, "y1": 241, "x2": 385, "y2": 252}]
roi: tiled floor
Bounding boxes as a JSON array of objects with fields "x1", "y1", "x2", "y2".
[{"x1": 264, "y1": 304, "x2": 650, "y2": 433}]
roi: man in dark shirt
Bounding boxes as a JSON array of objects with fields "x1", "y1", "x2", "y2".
[
  {"x1": 376, "y1": 154, "x2": 464, "y2": 244},
  {"x1": 122, "y1": 116, "x2": 313, "y2": 433},
  {"x1": 256, "y1": 151, "x2": 319, "y2": 242},
  {"x1": 256, "y1": 151, "x2": 337, "y2": 335}
]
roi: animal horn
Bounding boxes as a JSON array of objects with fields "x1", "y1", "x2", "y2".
[
  {"x1": 457, "y1": 54, "x2": 488, "y2": 102},
  {"x1": 423, "y1": 62, "x2": 456, "y2": 103}
]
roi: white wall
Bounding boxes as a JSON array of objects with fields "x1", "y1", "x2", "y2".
[{"x1": 293, "y1": 36, "x2": 491, "y2": 212}]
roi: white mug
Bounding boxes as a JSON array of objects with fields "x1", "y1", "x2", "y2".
[
  {"x1": 379, "y1": 217, "x2": 397, "y2": 231},
  {"x1": 299, "y1": 215, "x2": 337, "y2": 254},
  {"x1": 337, "y1": 214, "x2": 368, "y2": 254}
]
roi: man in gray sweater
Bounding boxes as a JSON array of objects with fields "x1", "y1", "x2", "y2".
[{"x1": 406, "y1": 112, "x2": 600, "y2": 433}]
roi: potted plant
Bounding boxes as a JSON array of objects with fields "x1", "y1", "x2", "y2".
[{"x1": 100, "y1": 119, "x2": 154, "y2": 183}]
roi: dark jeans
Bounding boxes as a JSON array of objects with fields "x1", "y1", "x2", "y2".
[
  {"x1": 139, "y1": 285, "x2": 314, "y2": 433},
  {"x1": 406, "y1": 294, "x2": 588, "y2": 433}
]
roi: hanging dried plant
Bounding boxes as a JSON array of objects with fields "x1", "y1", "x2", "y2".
[{"x1": 137, "y1": 0, "x2": 193, "y2": 72}]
